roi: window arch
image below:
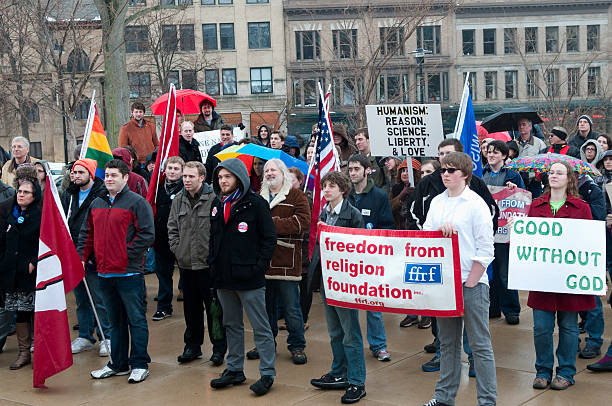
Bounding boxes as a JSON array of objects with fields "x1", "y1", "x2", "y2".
[{"x1": 66, "y1": 48, "x2": 90, "y2": 73}]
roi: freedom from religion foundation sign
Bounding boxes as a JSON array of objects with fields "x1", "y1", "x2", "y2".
[
  {"x1": 508, "y1": 217, "x2": 606, "y2": 295},
  {"x1": 318, "y1": 225, "x2": 463, "y2": 316},
  {"x1": 365, "y1": 104, "x2": 444, "y2": 157}
]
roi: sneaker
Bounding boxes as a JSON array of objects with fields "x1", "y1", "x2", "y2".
[
  {"x1": 587, "y1": 356, "x2": 612, "y2": 372},
  {"x1": 250, "y1": 375, "x2": 274, "y2": 396},
  {"x1": 422, "y1": 356, "x2": 440, "y2": 372},
  {"x1": 424, "y1": 341, "x2": 436, "y2": 354},
  {"x1": 91, "y1": 365, "x2": 130, "y2": 379},
  {"x1": 423, "y1": 399, "x2": 450, "y2": 406},
  {"x1": 400, "y1": 315, "x2": 419, "y2": 327},
  {"x1": 550, "y1": 376, "x2": 572, "y2": 390},
  {"x1": 99, "y1": 339, "x2": 111, "y2": 357},
  {"x1": 291, "y1": 349, "x2": 307, "y2": 365},
  {"x1": 468, "y1": 359, "x2": 476, "y2": 377},
  {"x1": 246, "y1": 347, "x2": 260, "y2": 360},
  {"x1": 505, "y1": 314, "x2": 520, "y2": 325},
  {"x1": 210, "y1": 369, "x2": 247, "y2": 388},
  {"x1": 376, "y1": 349, "x2": 391, "y2": 362},
  {"x1": 128, "y1": 368, "x2": 149, "y2": 383},
  {"x1": 532, "y1": 377, "x2": 550, "y2": 389},
  {"x1": 152, "y1": 311, "x2": 172, "y2": 321},
  {"x1": 578, "y1": 319, "x2": 586, "y2": 334},
  {"x1": 310, "y1": 373, "x2": 349, "y2": 389},
  {"x1": 418, "y1": 317, "x2": 432, "y2": 329},
  {"x1": 579, "y1": 345, "x2": 601, "y2": 359},
  {"x1": 341, "y1": 385, "x2": 366, "y2": 404},
  {"x1": 71, "y1": 337, "x2": 95, "y2": 354}
]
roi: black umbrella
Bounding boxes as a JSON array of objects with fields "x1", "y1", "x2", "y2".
[{"x1": 480, "y1": 107, "x2": 543, "y2": 133}]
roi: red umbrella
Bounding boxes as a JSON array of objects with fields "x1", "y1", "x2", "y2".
[
  {"x1": 476, "y1": 121, "x2": 489, "y2": 143},
  {"x1": 150, "y1": 89, "x2": 216, "y2": 115},
  {"x1": 487, "y1": 131, "x2": 512, "y2": 142}
]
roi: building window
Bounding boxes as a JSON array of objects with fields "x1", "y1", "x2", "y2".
[
  {"x1": 483, "y1": 28, "x2": 496, "y2": 55},
  {"x1": 525, "y1": 27, "x2": 537, "y2": 53},
  {"x1": 587, "y1": 25, "x2": 599, "y2": 51},
  {"x1": 380, "y1": 27, "x2": 404, "y2": 56},
  {"x1": 128, "y1": 72, "x2": 151, "y2": 98},
  {"x1": 75, "y1": 98, "x2": 90, "y2": 120},
  {"x1": 162, "y1": 25, "x2": 178, "y2": 52},
  {"x1": 463, "y1": 72, "x2": 477, "y2": 100},
  {"x1": 505, "y1": 71, "x2": 517, "y2": 99},
  {"x1": 220, "y1": 23, "x2": 235, "y2": 50},
  {"x1": 248, "y1": 22, "x2": 271, "y2": 49},
  {"x1": 179, "y1": 25, "x2": 195, "y2": 51},
  {"x1": 377, "y1": 74, "x2": 405, "y2": 103},
  {"x1": 125, "y1": 26, "x2": 149, "y2": 53},
  {"x1": 416, "y1": 72, "x2": 448, "y2": 102},
  {"x1": 504, "y1": 28, "x2": 516, "y2": 54},
  {"x1": 24, "y1": 102, "x2": 40, "y2": 123},
  {"x1": 182, "y1": 70, "x2": 197, "y2": 90},
  {"x1": 129, "y1": 0, "x2": 146, "y2": 6},
  {"x1": 202, "y1": 24, "x2": 218, "y2": 50},
  {"x1": 416, "y1": 26, "x2": 441, "y2": 54},
  {"x1": 343, "y1": 77, "x2": 357, "y2": 105},
  {"x1": 484, "y1": 71, "x2": 497, "y2": 99},
  {"x1": 567, "y1": 68, "x2": 580, "y2": 96},
  {"x1": 293, "y1": 78, "x2": 324, "y2": 107},
  {"x1": 250, "y1": 67, "x2": 272, "y2": 94},
  {"x1": 588, "y1": 67, "x2": 600, "y2": 95},
  {"x1": 201, "y1": 0, "x2": 215, "y2": 4},
  {"x1": 332, "y1": 29, "x2": 358, "y2": 59},
  {"x1": 545, "y1": 69, "x2": 559, "y2": 97},
  {"x1": 178, "y1": 0, "x2": 193, "y2": 4},
  {"x1": 566, "y1": 26, "x2": 579, "y2": 52},
  {"x1": 295, "y1": 31, "x2": 320, "y2": 60},
  {"x1": 218, "y1": 0, "x2": 233, "y2": 4},
  {"x1": 168, "y1": 70, "x2": 180, "y2": 88},
  {"x1": 66, "y1": 48, "x2": 90, "y2": 73},
  {"x1": 462, "y1": 29, "x2": 475, "y2": 56},
  {"x1": 527, "y1": 70, "x2": 538, "y2": 98},
  {"x1": 30, "y1": 142, "x2": 42, "y2": 159},
  {"x1": 222, "y1": 68, "x2": 237, "y2": 95},
  {"x1": 205, "y1": 70, "x2": 220, "y2": 95},
  {"x1": 247, "y1": 0, "x2": 268, "y2": 3},
  {"x1": 545, "y1": 26, "x2": 558, "y2": 53}
]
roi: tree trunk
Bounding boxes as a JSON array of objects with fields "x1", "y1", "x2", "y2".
[{"x1": 65, "y1": 113, "x2": 78, "y2": 161}]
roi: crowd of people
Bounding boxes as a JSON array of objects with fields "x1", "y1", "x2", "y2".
[{"x1": 0, "y1": 98, "x2": 610, "y2": 405}]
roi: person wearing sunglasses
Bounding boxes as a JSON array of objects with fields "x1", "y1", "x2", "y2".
[{"x1": 422, "y1": 152, "x2": 496, "y2": 406}]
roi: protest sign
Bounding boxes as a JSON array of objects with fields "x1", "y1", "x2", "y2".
[
  {"x1": 487, "y1": 186, "x2": 532, "y2": 243},
  {"x1": 193, "y1": 128, "x2": 245, "y2": 163},
  {"x1": 365, "y1": 104, "x2": 444, "y2": 157},
  {"x1": 319, "y1": 225, "x2": 463, "y2": 316},
  {"x1": 508, "y1": 217, "x2": 606, "y2": 295}
]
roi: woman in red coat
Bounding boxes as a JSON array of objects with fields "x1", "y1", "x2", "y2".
[{"x1": 528, "y1": 161, "x2": 595, "y2": 391}]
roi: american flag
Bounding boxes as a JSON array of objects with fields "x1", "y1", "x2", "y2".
[{"x1": 307, "y1": 85, "x2": 339, "y2": 258}]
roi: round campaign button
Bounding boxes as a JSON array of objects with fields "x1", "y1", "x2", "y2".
[
  {"x1": 170, "y1": 194, "x2": 176, "y2": 200},
  {"x1": 366, "y1": 222, "x2": 373, "y2": 229},
  {"x1": 238, "y1": 222, "x2": 248, "y2": 233},
  {"x1": 211, "y1": 207, "x2": 218, "y2": 216},
  {"x1": 17, "y1": 216, "x2": 24, "y2": 224}
]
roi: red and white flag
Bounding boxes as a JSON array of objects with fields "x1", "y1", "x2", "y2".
[
  {"x1": 33, "y1": 176, "x2": 85, "y2": 388},
  {"x1": 147, "y1": 83, "x2": 179, "y2": 216}
]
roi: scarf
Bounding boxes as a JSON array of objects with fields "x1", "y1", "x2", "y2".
[{"x1": 222, "y1": 188, "x2": 241, "y2": 223}]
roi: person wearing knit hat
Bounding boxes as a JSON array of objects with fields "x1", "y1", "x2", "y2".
[
  {"x1": 547, "y1": 127, "x2": 580, "y2": 158},
  {"x1": 569, "y1": 114, "x2": 600, "y2": 150},
  {"x1": 73, "y1": 158, "x2": 97, "y2": 180}
]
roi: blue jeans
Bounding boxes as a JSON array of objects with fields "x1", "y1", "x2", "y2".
[
  {"x1": 265, "y1": 280, "x2": 305, "y2": 352},
  {"x1": 99, "y1": 274, "x2": 151, "y2": 371},
  {"x1": 154, "y1": 251, "x2": 175, "y2": 314},
  {"x1": 74, "y1": 266, "x2": 111, "y2": 342},
  {"x1": 366, "y1": 311, "x2": 387, "y2": 354},
  {"x1": 145, "y1": 248, "x2": 156, "y2": 272},
  {"x1": 321, "y1": 285, "x2": 366, "y2": 386},
  {"x1": 581, "y1": 296, "x2": 604, "y2": 350},
  {"x1": 533, "y1": 309, "x2": 579, "y2": 383}
]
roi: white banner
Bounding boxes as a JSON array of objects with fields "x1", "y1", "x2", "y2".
[
  {"x1": 365, "y1": 104, "x2": 444, "y2": 157},
  {"x1": 319, "y1": 225, "x2": 463, "y2": 316},
  {"x1": 508, "y1": 217, "x2": 606, "y2": 295},
  {"x1": 193, "y1": 128, "x2": 246, "y2": 163}
]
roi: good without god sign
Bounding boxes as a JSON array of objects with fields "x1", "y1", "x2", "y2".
[
  {"x1": 365, "y1": 104, "x2": 444, "y2": 157},
  {"x1": 319, "y1": 225, "x2": 463, "y2": 316},
  {"x1": 508, "y1": 217, "x2": 606, "y2": 295}
]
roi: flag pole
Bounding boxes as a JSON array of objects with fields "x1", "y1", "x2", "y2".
[
  {"x1": 47, "y1": 160, "x2": 113, "y2": 365},
  {"x1": 79, "y1": 90, "x2": 96, "y2": 159},
  {"x1": 453, "y1": 73, "x2": 470, "y2": 139},
  {"x1": 303, "y1": 82, "x2": 324, "y2": 193}
]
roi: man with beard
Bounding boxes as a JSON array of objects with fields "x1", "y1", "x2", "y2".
[{"x1": 62, "y1": 158, "x2": 111, "y2": 357}]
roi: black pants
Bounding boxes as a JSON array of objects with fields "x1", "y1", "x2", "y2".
[
  {"x1": 181, "y1": 268, "x2": 227, "y2": 355},
  {"x1": 299, "y1": 274, "x2": 312, "y2": 323},
  {"x1": 489, "y1": 243, "x2": 520, "y2": 317}
]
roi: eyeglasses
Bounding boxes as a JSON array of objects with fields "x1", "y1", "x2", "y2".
[
  {"x1": 17, "y1": 190, "x2": 33, "y2": 195},
  {"x1": 440, "y1": 167, "x2": 460, "y2": 174}
]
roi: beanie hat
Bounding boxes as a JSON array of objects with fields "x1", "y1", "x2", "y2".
[
  {"x1": 577, "y1": 114, "x2": 593, "y2": 129},
  {"x1": 550, "y1": 126, "x2": 568, "y2": 141},
  {"x1": 73, "y1": 158, "x2": 97, "y2": 179}
]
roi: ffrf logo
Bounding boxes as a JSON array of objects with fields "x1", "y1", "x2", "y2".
[{"x1": 404, "y1": 263, "x2": 442, "y2": 284}]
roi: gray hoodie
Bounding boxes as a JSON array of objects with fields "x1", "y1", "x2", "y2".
[
  {"x1": 580, "y1": 139, "x2": 604, "y2": 166},
  {"x1": 212, "y1": 158, "x2": 251, "y2": 200}
]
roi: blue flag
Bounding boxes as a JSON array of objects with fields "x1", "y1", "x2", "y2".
[{"x1": 455, "y1": 78, "x2": 482, "y2": 177}]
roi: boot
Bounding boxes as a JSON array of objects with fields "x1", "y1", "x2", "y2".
[{"x1": 10, "y1": 322, "x2": 31, "y2": 370}]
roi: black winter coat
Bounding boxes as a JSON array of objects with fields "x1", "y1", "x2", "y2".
[
  {"x1": 179, "y1": 136, "x2": 203, "y2": 163},
  {"x1": 61, "y1": 178, "x2": 107, "y2": 243},
  {"x1": 153, "y1": 180, "x2": 183, "y2": 255},
  {"x1": 208, "y1": 190, "x2": 277, "y2": 291},
  {"x1": 0, "y1": 192, "x2": 42, "y2": 294}
]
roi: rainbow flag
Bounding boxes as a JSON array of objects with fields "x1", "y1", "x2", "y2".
[{"x1": 80, "y1": 99, "x2": 113, "y2": 179}]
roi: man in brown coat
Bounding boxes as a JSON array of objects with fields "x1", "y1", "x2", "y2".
[
  {"x1": 249, "y1": 159, "x2": 310, "y2": 365},
  {"x1": 118, "y1": 102, "x2": 159, "y2": 166}
]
